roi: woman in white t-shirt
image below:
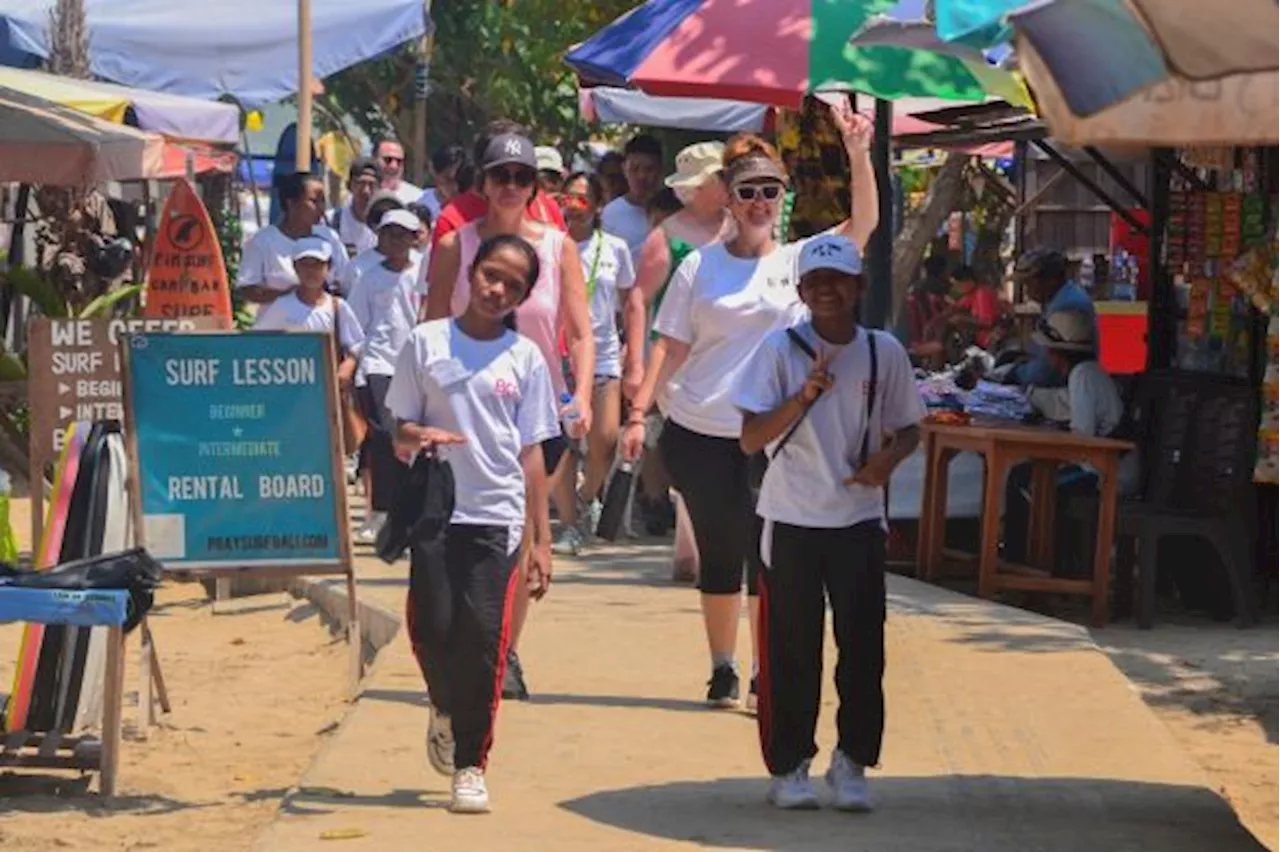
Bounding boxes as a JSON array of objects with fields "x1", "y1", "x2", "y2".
[
  {"x1": 425, "y1": 131, "x2": 595, "y2": 702},
  {"x1": 550, "y1": 171, "x2": 637, "y2": 554},
  {"x1": 621, "y1": 102, "x2": 879, "y2": 710},
  {"x1": 385, "y1": 233, "x2": 560, "y2": 815},
  {"x1": 237, "y1": 172, "x2": 348, "y2": 304},
  {"x1": 346, "y1": 209, "x2": 424, "y2": 544},
  {"x1": 252, "y1": 237, "x2": 364, "y2": 387}
]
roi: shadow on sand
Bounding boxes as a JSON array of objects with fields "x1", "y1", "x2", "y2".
[{"x1": 559, "y1": 775, "x2": 1265, "y2": 852}]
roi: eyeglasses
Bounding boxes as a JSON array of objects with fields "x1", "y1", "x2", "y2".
[
  {"x1": 487, "y1": 166, "x2": 537, "y2": 188},
  {"x1": 733, "y1": 183, "x2": 784, "y2": 203}
]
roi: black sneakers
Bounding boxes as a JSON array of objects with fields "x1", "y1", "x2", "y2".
[
  {"x1": 502, "y1": 649, "x2": 530, "y2": 701},
  {"x1": 706, "y1": 664, "x2": 740, "y2": 708}
]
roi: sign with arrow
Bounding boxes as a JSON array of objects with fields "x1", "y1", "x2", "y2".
[{"x1": 27, "y1": 317, "x2": 217, "y2": 476}]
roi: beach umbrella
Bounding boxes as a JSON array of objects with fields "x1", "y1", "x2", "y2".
[
  {"x1": 565, "y1": 0, "x2": 1030, "y2": 109},
  {"x1": 0, "y1": 86, "x2": 165, "y2": 185},
  {"x1": 925, "y1": 0, "x2": 1278, "y2": 145}
]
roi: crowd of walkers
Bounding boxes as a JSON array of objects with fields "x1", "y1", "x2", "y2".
[{"x1": 235, "y1": 103, "x2": 920, "y2": 816}]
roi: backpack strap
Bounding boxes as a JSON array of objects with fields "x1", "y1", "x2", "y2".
[
  {"x1": 857, "y1": 331, "x2": 879, "y2": 467},
  {"x1": 770, "y1": 327, "x2": 823, "y2": 460}
]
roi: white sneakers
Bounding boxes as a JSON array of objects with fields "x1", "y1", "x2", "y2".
[
  {"x1": 426, "y1": 707, "x2": 455, "y2": 776},
  {"x1": 824, "y1": 749, "x2": 873, "y2": 812},
  {"x1": 428, "y1": 710, "x2": 490, "y2": 814},
  {"x1": 768, "y1": 751, "x2": 872, "y2": 812},
  {"x1": 353, "y1": 511, "x2": 386, "y2": 545},
  {"x1": 450, "y1": 767, "x2": 489, "y2": 814},
  {"x1": 767, "y1": 760, "x2": 821, "y2": 810}
]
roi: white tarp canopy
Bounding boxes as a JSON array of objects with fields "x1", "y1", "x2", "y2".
[{"x1": 0, "y1": 0, "x2": 429, "y2": 107}]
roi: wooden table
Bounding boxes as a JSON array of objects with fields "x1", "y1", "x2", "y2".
[
  {"x1": 916, "y1": 420, "x2": 1133, "y2": 627},
  {"x1": 0, "y1": 588, "x2": 128, "y2": 796}
]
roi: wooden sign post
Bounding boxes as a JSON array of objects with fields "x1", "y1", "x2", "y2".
[{"x1": 119, "y1": 330, "x2": 361, "y2": 694}]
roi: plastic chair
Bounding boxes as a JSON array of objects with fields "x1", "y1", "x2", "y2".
[{"x1": 1073, "y1": 371, "x2": 1258, "y2": 628}]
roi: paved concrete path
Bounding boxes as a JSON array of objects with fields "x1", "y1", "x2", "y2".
[{"x1": 255, "y1": 539, "x2": 1263, "y2": 852}]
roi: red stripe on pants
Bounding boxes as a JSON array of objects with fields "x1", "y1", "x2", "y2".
[{"x1": 479, "y1": 563, "x2": 522, "y2": 770}]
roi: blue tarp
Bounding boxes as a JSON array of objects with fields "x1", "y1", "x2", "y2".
[
  {"x1": 0, "y1": 588, "x2": 128, "y2": 627},
  {"x1": 0, "y1": 0, "x2": 428, "y2": 107}
]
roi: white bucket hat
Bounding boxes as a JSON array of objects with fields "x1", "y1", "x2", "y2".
[{"x1": 664, "y1": 141, "x2": 725, "y2": 189}]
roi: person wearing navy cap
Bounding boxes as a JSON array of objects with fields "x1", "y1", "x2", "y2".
[{"x1": 734, "y1": 234, "x2": 925, "y2": 812}]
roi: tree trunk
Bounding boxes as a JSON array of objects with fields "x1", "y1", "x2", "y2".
[{"x1": 890, "y1": 153, "x2": 968, "y2": 327}]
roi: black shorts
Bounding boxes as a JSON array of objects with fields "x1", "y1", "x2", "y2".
[{"x1": 659, "y1": 420, "x2": 762, "y2": 596}]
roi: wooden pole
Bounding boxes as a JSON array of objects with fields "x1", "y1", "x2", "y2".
[
  {"x1": 296, "y1": 0, "x2": 313, "y2": 174},
  {"x1": 865, "y1": 98, "x2": 895, "y2": 329},
  {"x1": 413, "y1": 32, "x2": 433, "y2": 185}
]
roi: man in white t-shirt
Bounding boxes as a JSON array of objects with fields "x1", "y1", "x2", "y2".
[
  {"x1": 734, "y1": 235, "x2": 924, "y2": 813},
  {"x1": 377, "y1": 139, "x2": 424, "y2": 205},
  {"x1": 600, "y1": 134, "x2": 663, "y2": 263},
  {"x1": 334, "y1": 158, "x2": 382, "y2": 257}
]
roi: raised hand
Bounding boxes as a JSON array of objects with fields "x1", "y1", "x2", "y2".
[
  {"x1": 830, "y1": 100, "x2": 873, "y2": 153},
  {"x1": 798, "y1": 349, "x2": 833, "y2": 404}
]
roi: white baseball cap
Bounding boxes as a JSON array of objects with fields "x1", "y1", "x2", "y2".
[
  {"x1": 798, "y1": 234, "x2": 863, "y2": 278},
  {"x1": 535, "y1": 146, "x2": 565, "y2": 175},
  {"x1": 377, "y1": 208, "x2": 421, "y2": 233},
  {"x1": 664, "y1": 141, "x2": 725, "y2": 189},
  {"x1": 1033, "y1": 310, "x2": 1096, "y2": 353},
  {"x1": 292, "y1": 236, "x2": 333, "y2": 263}
]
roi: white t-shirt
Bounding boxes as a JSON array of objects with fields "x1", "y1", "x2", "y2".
[
  {"x1": 417, "y1": 187, "x2": 445, "y2": 221},
  {"x1": 251, "y1": 291, "x2": 365, "y2": 356},
  {"x1": 336, "y1": 200, "x2": 377, "y2": 255},
  {"x1": 385, "y1": 319, "x2": 561, "y2": 529},
  {"x1": 390, "y1": 180, "x2": 424, "y2": 205},
  {"x1": 347, "y1": 259, "x2": 422, "y2": 379},
  {"x1": 578, "y1": 230, "x2": 636, "y2": 379},
  {"x1": 236, "y1": 224, "x2": 349, "y2": 292},
  {"x1": 735, "y1": 323, "x2": 926, "y2": 529},
  {"x1": 340, "y1": 247, "x2": 384, "y2": 296},
  {"x1": 1066, "y1": 359, "x2": 1123, "y2": 438},
  {"x1": 653, "y1": 241, "x2": 811, "y2": 438},
  {"x1": 601, "y1": 197, "x2": 651, "y2": 262}
]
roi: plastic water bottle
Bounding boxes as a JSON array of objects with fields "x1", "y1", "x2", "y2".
[
  {"x1": 1079, "y1": 256, "x2": 1095, "y2": 291},
  {"x1": 560, "y1": 392, "x2": 580, "y2": 430}
]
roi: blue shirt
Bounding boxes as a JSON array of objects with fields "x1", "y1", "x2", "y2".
[{"x1": 1013, "y1": 281, "x2": 1098, "y2": 387}]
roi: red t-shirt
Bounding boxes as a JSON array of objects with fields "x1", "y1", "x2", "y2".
[
  {"x1": 431, "y1": 189, "x2": 566, "y2": 248},
  {"x1": 954, "y1": 286, "x2": 1002, "y2": 347}
]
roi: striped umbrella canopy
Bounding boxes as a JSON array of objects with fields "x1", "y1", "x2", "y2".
[{"x1": 565, "y1": 0, "x2": 1030, "y2": 109}]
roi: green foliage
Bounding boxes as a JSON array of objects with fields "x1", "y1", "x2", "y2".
[{"x1": 326, "y1": 1, "x2": 635, "y2": 170}]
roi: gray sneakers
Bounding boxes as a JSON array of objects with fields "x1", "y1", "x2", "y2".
[
  {"x1": 426, "y1": 707, "x2": 455, "y2": 776},
  {"x1": 767, "y1": 759, "x2": 820, "y2": 810}
]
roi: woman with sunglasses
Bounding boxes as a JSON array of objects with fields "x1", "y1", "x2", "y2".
[
  {"x1": 425, "y1": 132, "x2": 595, "y2": 701},
  {"x1": 621, "y1": 102, "x2": 878, "y2": 710}
]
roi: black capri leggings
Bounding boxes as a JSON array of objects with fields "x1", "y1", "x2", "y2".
[
  {"x1": 659, "y1": 419, "x2": 762, "y2": 596},
  {"x1": 356, "y1": 374, "x2": 405, "y2": 513}
]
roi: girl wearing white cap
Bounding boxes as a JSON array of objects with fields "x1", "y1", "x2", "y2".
[
  {"x1": 424, "y1": 131, "x2": 595, "y2": 701},
  {"x1": 735, "y1": 234, "x2": 924, "y2": 811},
  {"x1": 346, "y1": 209, "x2": 424, "y2": 543},
  {"x1": 621, "y1": 102, "x2": 877, "y2": 711},
  {"x1": 253, "y1": 237, "x2": 364, "y2": 386}
]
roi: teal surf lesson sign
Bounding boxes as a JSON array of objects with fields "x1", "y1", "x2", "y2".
[{"x1": 121, "y1": 331, "x2": 350, "y2": 570}]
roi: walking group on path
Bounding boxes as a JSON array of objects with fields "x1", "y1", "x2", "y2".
[{"x1": 235, "y1": 101, "x2": 929, "y2": 816}]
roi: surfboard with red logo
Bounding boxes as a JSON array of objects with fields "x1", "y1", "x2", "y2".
[{"x1": 144, "y1": 178, "x2": 233, "y2": 328}]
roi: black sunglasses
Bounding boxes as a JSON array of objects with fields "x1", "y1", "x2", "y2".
[
  {"x1": 733, "y1": 183, "x2": 784, "y2": 203},
  {"x1": 487, "y1": 166, "x2": 537, "y2": 188},
  {"x1": 381, "y1": 155, "x2": 404, "y2": 165}
]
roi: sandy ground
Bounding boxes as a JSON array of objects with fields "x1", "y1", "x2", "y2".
[
  {"x1": 0, "y1": 583, "x2": 351, "y2": 852},
  {"x1": 1097, "y1": 620, "x2": 1279, "y2": 851}
]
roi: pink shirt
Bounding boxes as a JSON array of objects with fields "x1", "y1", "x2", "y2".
[{"x1": 455, "y1": 221, "x2": 566, "y2": 397}]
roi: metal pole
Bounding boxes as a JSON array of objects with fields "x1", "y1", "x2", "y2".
[
  {"x1": 865, "y1": 98, "x2": 894, "y2": 329},
  {"x1": 296, "y1": 0, "x2": 313, "y2": 174}
]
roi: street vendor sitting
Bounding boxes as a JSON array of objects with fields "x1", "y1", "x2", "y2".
[
  {"x1": 1005, "y1": 309, "x2": 1138, "y2": 570},
  {"x1": 1005, "y1": 249, "x2": 1097, "y2": 387},
  {"x1": 947, "y1": 265, "x2": 1007, "y2": 350}
]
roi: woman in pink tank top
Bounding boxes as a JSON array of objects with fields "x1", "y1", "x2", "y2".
[{"x1": 422, "y1": 130, "x2": 595, "y2": 703}]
